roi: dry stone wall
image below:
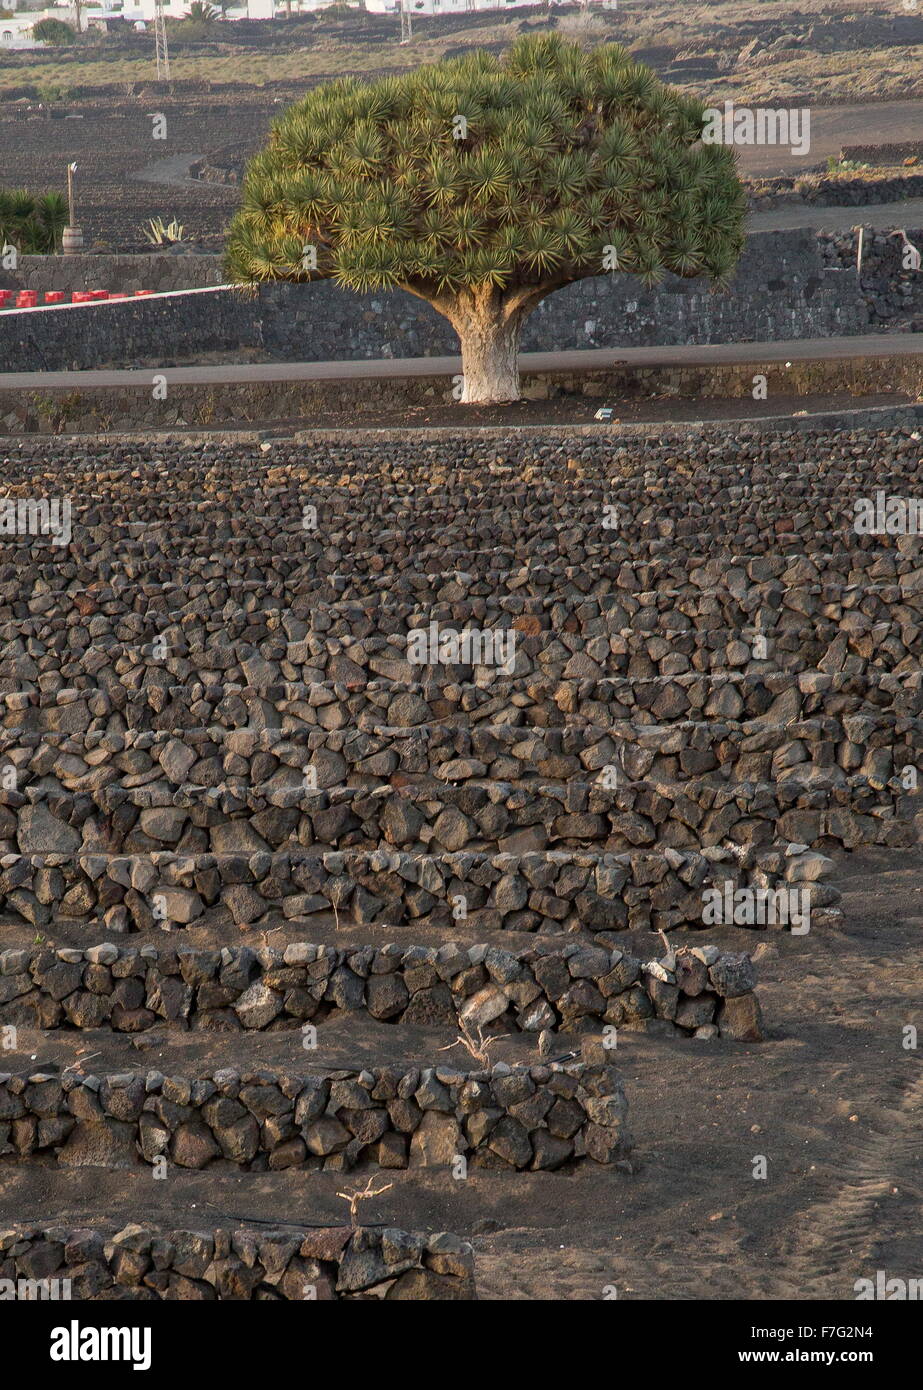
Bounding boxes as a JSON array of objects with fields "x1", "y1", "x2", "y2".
[
  {"x1": 0, "y1": 843, "x2": 840, "y2": 936},
  {"x1": 0, "y1": 1057, "x2": 630, "y2": 1174},
  {"x1": 0, "y1": 420, "x2": 919, "y2": 1295},
  {"x1": 0, "y1": 939, "x2": 763, "y2": 1040},
  {"x1": 0, "y1": 758, "x2": 912, "y2": 856},
  {"x1": 0, "y1": 425, "x2": 919, "y2": 933},
  {"x1": 0, "y1": 254, "x2": 225, "y2": 297},
  {"x1": 749, "y1": 173, "x2": 923, "y2": 210},
  {"x1": 839, "y1": 143, "x2": 923, "y2": 165},
  {"x1": 0, "y1": 1222, "x2": 476, "y2": 1300},
  {"x1": 1, "y1": 712, "x2": 916, "y2": 793}
]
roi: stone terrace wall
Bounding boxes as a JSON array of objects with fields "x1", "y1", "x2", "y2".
[
  {"x1": 0, "y1": 424, "x2": 920, "y2": 930},
  {"x1": 0, "y1": 254, "x2": 226, "y2": 297},
  {"x1": 0, "y1": 940, "x2": 763, "y2": 1040},
  {"x1": 0, "y1": 1223, "x2": 477, "y2": 1299},
  {"x1": 1, "y1": 716, "x2": 916, "y2": 796},
  {"x1": 0, "y1": 747, "x2": 912, "y2": 860},
  {"x1": 824, "y1": 227, "x2": 923, "y2": 329},
  {"x1": 0, "y1": 843, "x2": 841, "y2": 935},
  {"x1": 0, "y1": 415, "x2": 916, "y2": 1289},
  {"x1": 840, "y1": 143, "x2": 923, "y2": 165},
  {"x1": 0, "y1": 1058, "x2": 631, "y2": 1172},
  {"x1": 0, "y1": 229, "x2": 879, "y2": 373},
  {"x1": 749, "y1": 172, "x2": 923, "y2": 210}
]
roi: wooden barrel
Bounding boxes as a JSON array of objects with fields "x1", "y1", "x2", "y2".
[{"x1": 61, "y1": 225, "x2": 84, "y2": 255}]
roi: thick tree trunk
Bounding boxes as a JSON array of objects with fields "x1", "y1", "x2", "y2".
[
  {"x1": 452, "y1": 299, "x2": 523, "y2": 405},
  {"x1": 407, "y1": 283, "x2": 562, "y2": 406}
]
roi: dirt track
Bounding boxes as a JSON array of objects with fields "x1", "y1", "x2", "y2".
[{"x1": 734, "y1": 100, "x2": 923, "y2": 176}]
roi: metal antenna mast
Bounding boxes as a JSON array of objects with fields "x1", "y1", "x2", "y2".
[{"x1": 154, "y1": 0, "x2": 171, "y2": 81}]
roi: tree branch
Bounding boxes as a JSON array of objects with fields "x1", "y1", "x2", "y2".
[{"x1": 501, "y1": 264, "x2": 606, "y2": 321}]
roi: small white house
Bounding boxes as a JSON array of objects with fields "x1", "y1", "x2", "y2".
[
  {"x1": 0, "y1": 3, "x2": 111, "y2": 41},
  {"x1": 302, "y1": 0, "x2": 555, "y2": 11},
  {"x1": 134, "y1": 0, "x2": 190, "y2": 19},
  {"x1": 0, "y1": 30, "x2": 45, "y2": 46},
  {"x1": 0, "y1": 9, "x2": 48, "y2": 43},
  {"x1": 292, "y1": 0, "x2": 615, "y2": 13}
]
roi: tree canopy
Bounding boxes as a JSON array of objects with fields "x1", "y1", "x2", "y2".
[
  {"x1": 33, "y1": 18, "x2": 77, "y2": 46},
  {"x1": 226, "y1": 35, "x2": 747, "y2": 402}
]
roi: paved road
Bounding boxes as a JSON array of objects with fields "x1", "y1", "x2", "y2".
[
  {"x1": 749, "y1": 200, "x2": 923, "y2": 233},
  {"x1": 0, "y1": 334, "x2": 918, "y2": 392}
]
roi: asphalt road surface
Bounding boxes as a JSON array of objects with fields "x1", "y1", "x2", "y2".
[
  {"x1": 0, "y1": 334, "x2": 918, "y2": 392},
  {"x1": 750, "y1": 200, "x2": 923, "y2": 232}
]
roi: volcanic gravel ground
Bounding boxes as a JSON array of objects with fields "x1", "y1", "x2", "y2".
[{"x1": 2, "y1": 845, "x2": 919, "y2": 1300}]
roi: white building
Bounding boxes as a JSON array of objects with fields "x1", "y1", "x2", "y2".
[
  {"x1": 0, "y1": 3, "x2": 129, "y2": 40},
  {"x1": 0, "y1": 0, "x2": 610, "y2": 44},
  {"x1": 369, "y1": 1, "x2": 549, "y2": 12},
  {"x1": 0, "y1": 9, "x2": 53, "y2": 43},
  {"x1": 128, "y1": 0, "x2": 273, "y2": 16},
  {"x1": 0, "y1": 30, "x2": 43, "y2": 46},
  {"x1": 0, "y1": 0, "x2": 273, "y2": 29},
  {"x1": 289, "y1": 1, "x2": 573, "y2": 11}
]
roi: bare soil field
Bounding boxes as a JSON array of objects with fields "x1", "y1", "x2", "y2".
[
  {"x1": 138, "y1": 389, "x2": 917, "y2": 433},
  {"x1": 2, "y1": 847, "x2": 920, "y2": 1301},
  {"x1": 0, "y1": 0, "x2": 920, "y2": 106}
]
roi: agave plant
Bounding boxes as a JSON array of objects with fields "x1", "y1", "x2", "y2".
[
  {"x1": 226, "y1": 34, "x2": 747, "y2": 404},
  {"x1": 142, "y1": 217, "x2": 186, "y2": 246}
]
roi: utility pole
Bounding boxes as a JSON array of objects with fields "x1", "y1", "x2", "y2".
[
  {"x1": 154, "y1": 0, "x2": 171, "y2": 81},
  {"x1": 399, "y1": 0, "x2": 412, "y2": 45}
]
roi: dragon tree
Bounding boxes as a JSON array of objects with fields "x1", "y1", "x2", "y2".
[{"x1": 225, "y1": 35, "x2": 746, "y2": 404}]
